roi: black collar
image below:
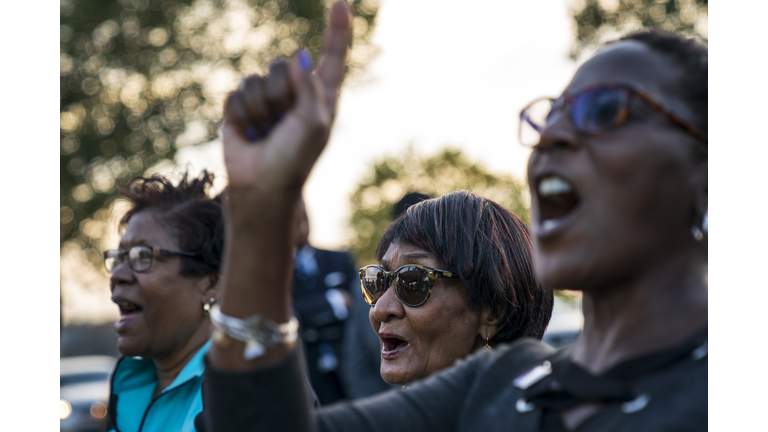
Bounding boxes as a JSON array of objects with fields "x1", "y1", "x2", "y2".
[{"x1": 515, "y1": 326, "x2": 708, "y2": 413}]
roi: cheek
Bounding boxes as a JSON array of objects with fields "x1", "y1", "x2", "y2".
[
  {"x1": 595, "y1": 150, "x2": 691, "y2": 239},
  {"x1": 143, "y1": 276, "x2": 201, "y2": 329},
  {"x1": 412, "y1": 299, "x2": 477, "y2": 366}
]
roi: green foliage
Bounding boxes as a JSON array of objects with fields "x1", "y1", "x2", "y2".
[
  {"x1": 60, "y1": 0, "x2": 380, "y2": 255},
  {"x1": 347, "y1": 147, "x2": 531, "y2": 267},
  {"x1": 569, "y1": 0, "x2": 707, "y2": 59}
]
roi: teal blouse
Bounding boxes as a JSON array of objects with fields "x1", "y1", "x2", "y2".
[{"x1": 107, "y1": 340, "x2": 211, "y2": 432}]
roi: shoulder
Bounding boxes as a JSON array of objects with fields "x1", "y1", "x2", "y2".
[
  {"x1": 314, "y1": 248, "x2": 354, "y2": 263},
  {"x1": 455, "y1": 339, "x2": 558, "y2": 430},
  {"x1": 469, "y1": 338, "x2": 557, "y2": 389},
  {"x1": 411, "y1": 338, "x2": 556, "y2": 398},
  {"x1": 314, "y1": 249, "x2": 357, "y2": 287},
  {"x1": 628, "y1": 351, "x2": 707, "y2": 431},
  {"x1": 111, "y1": 356, "x2": 156, "y2": 393}
]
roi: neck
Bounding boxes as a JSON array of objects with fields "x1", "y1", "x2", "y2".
[
  {"x1": 152, "y1": 320, "x2": 212, "y2": 395},
  {"x1": 570, "y1": 253, "x2": 707, "y2": 375}
]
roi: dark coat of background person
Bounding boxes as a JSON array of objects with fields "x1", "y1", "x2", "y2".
[{"x1": 292, "y1": 246, "x2": 359, "y2": 404}]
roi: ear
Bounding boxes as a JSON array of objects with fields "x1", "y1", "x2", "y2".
[
  {"x1": 198, "y1": 273, "x2": 221, "y2": 305},
  {"x1": 478, "y1": 303, "x2": 507, "y2": 341}
]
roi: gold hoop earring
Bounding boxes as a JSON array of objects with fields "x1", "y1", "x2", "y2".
[{"x1": 484, "y1": 336, "x2": 492, "y2": 350}]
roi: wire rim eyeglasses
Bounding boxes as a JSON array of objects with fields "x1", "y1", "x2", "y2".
[
  {"x1": 359, "y1": 264, "x2": 460, "y2": 308},
  {"x1": 103, "y1": 245, "x2": 200, "y2": 273}
]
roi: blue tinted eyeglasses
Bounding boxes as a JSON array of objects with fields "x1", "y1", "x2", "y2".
[{"x1": 519, "y1": 82, "x2": 707, "y2": 147}]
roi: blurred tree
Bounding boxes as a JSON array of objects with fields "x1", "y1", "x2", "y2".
[
  {"x1": 60, "y1": 0, "x2": 380, "y2": 264},
  {"x1": 347, "y1": 147, "x2": 531, "y2": 267},
  {"x1": 569, "y1": 0, "x2": 707, "y2": 59}
]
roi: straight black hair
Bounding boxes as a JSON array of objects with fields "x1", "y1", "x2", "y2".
[{"x1": 376, "y1": 191, "x2": 553, "y2": 342}]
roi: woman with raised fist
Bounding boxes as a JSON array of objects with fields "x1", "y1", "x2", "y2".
[{"x1": 203, "y1": 2, "x2": 707, "y2": 429}]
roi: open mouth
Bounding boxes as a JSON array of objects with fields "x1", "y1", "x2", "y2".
[
  {"x1": 380, "y1": 335, "x2": 410, "y2": 359},
  {"x1": 114, "y1": 300, "x2": 143, "y2": 322},
  {"x1": 536, "y1": 175, "x2": 581, "y2": 234}
]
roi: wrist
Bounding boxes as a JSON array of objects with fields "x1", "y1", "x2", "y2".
[{"x1": 227, "y1": 191, "x2": 301, "y2": 227}]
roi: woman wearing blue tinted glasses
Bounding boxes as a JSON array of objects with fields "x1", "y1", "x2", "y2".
[{"x1": 203, "y1": 3, "x2": 707, "y2": 430}]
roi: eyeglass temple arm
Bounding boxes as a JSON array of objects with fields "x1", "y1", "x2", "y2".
[
  {"x1": 634, "y1": 91, "x2": 708, "y2": 145},
  {"x1": 156, "y1": 248, "x2": 200, "y2": 258}
]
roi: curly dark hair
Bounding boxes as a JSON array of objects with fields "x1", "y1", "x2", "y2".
[
  {"x1": 375, "y1": 191, "x2": 553, "y2": 343},
  {"x1": 118, "y1": 170, "x2": 225, "y2": 277},
  {"x1": 611, "y1": 29, "x2": 708, "y2": 138}
]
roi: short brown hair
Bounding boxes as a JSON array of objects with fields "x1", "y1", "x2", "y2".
[
  {"x1": 118, "y1": 170, "x2": 225, "y2": 277},
  {"x1": 376, "y1": 191, "x2": 553, "y2": 342}
]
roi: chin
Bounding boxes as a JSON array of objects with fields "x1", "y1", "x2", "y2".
[
  {"x1": 380, "y1": 365, "x2": 412, "y2": 386},
  {"x1": 116, "y1": 337, "x2": 146, "y2": 358},
  {"x1": 536, "y1": 254, "x2": 591, "y2": 291},
  {"x1": 380, "y1": 371, "x2": 404, "y2": 385}
]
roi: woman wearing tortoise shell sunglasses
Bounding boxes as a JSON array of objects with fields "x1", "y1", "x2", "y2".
[
  {"x1": 357, "y1": 191, "x2": 552, "y2": 386},
  {"x1": 204, "y1": 7, "x2": 707, "y2": 431}
]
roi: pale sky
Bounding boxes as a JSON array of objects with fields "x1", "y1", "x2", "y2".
[{"x1": 179, "y1": 0, "x2": 579, "y2": 250}]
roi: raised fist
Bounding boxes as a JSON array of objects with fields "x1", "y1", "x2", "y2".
[{"x1": 221, "y1": 1, "x2": 351, "y2": 196}]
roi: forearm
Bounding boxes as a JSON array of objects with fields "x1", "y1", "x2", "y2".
[
  {"x1": 204, "y1": 340, "x2": 480, "y2": 432},
  {"x1": 208, "y1": 192, "x2": 299, "y2": 370},
  {"x1": 203, "y1": 349, "x2": 315, "y2": 432}
]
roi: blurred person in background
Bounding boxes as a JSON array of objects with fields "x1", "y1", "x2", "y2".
[
  {"x1": 203, "y1": 1, "x2": 707, "y2": 429},
  {"x1": 393, "y1": 192, "x2": 431, "y2": 219},
  {"x1": 104, "y1": 171, "x2": 224, "y2": 432},
  {"x1": 341, "y1": 191, "x2": 430, "y2": 398},
  {"x1": 291, "y1": 197, "x2": 359, "y2": 404}
]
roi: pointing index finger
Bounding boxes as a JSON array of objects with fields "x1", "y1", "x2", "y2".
[{"x1": 315, "y1": 1, "x2": 352, "y2": 115}]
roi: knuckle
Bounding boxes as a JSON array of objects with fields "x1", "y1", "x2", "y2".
[
  {"x1": 268, "y1": 60, "x2": 289, "y2": 75},
  {"x1": 241, "y1": 74, "x2": 265, "y2": 90},
  {"x1": 303, "y1": 112, "x2": 327, "y2": 133}
]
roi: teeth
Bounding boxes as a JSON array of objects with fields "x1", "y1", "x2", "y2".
[
  {"x1": 541, "y1": 220, "x2": 560, "y2": 231},
  {"x1": 116, "y1": 301, "x2": 140, "y2": 312},
  {"x1": 538, "y1": 176, "x2": 572, "y2": 197}
]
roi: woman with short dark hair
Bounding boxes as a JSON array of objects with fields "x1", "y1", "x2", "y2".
[
  {"x1": 104, "y1": 170, "x2": 224, "y2": 432},
  {"x1": 363, "y1": 190, "x2": 552, "y2": 385}
]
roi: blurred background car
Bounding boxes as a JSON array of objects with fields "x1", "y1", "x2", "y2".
[
  {"x1": 542, "y1": 294, "x2": 583, "y2": 349},
  {"x1": 60, "y1": 355, "x2": 115, "y2": 432}
]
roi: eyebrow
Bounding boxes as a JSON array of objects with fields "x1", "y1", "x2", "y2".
[
  {"x1": 380, "y1": 252, "x2": 434, "y2": 270},
  {"x1": 117, "y1": 239, "x2": 155, "y2": 250}
]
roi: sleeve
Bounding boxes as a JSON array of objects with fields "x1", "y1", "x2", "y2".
[
  {"x1": 203, "y1": 346, "x2": 484, "y2": 432},
  {"x1": 202, "y1": 349, "x2": 314, "y2": 432}
]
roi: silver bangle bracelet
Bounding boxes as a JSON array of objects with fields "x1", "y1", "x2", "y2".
[{"x1": 209, "y1": 304, "x2": 299, "y2": 360}]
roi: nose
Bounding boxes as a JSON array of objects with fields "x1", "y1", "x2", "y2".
[
  {"x1": 370, "y1": 282, "x2": 405, "y2": 324},
  {"x1": 109, "y1": 257, "x2": 135, "y2": 292},
  {"x1": 534, "y1": 107, "x2": 580, "y2": 153}
]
